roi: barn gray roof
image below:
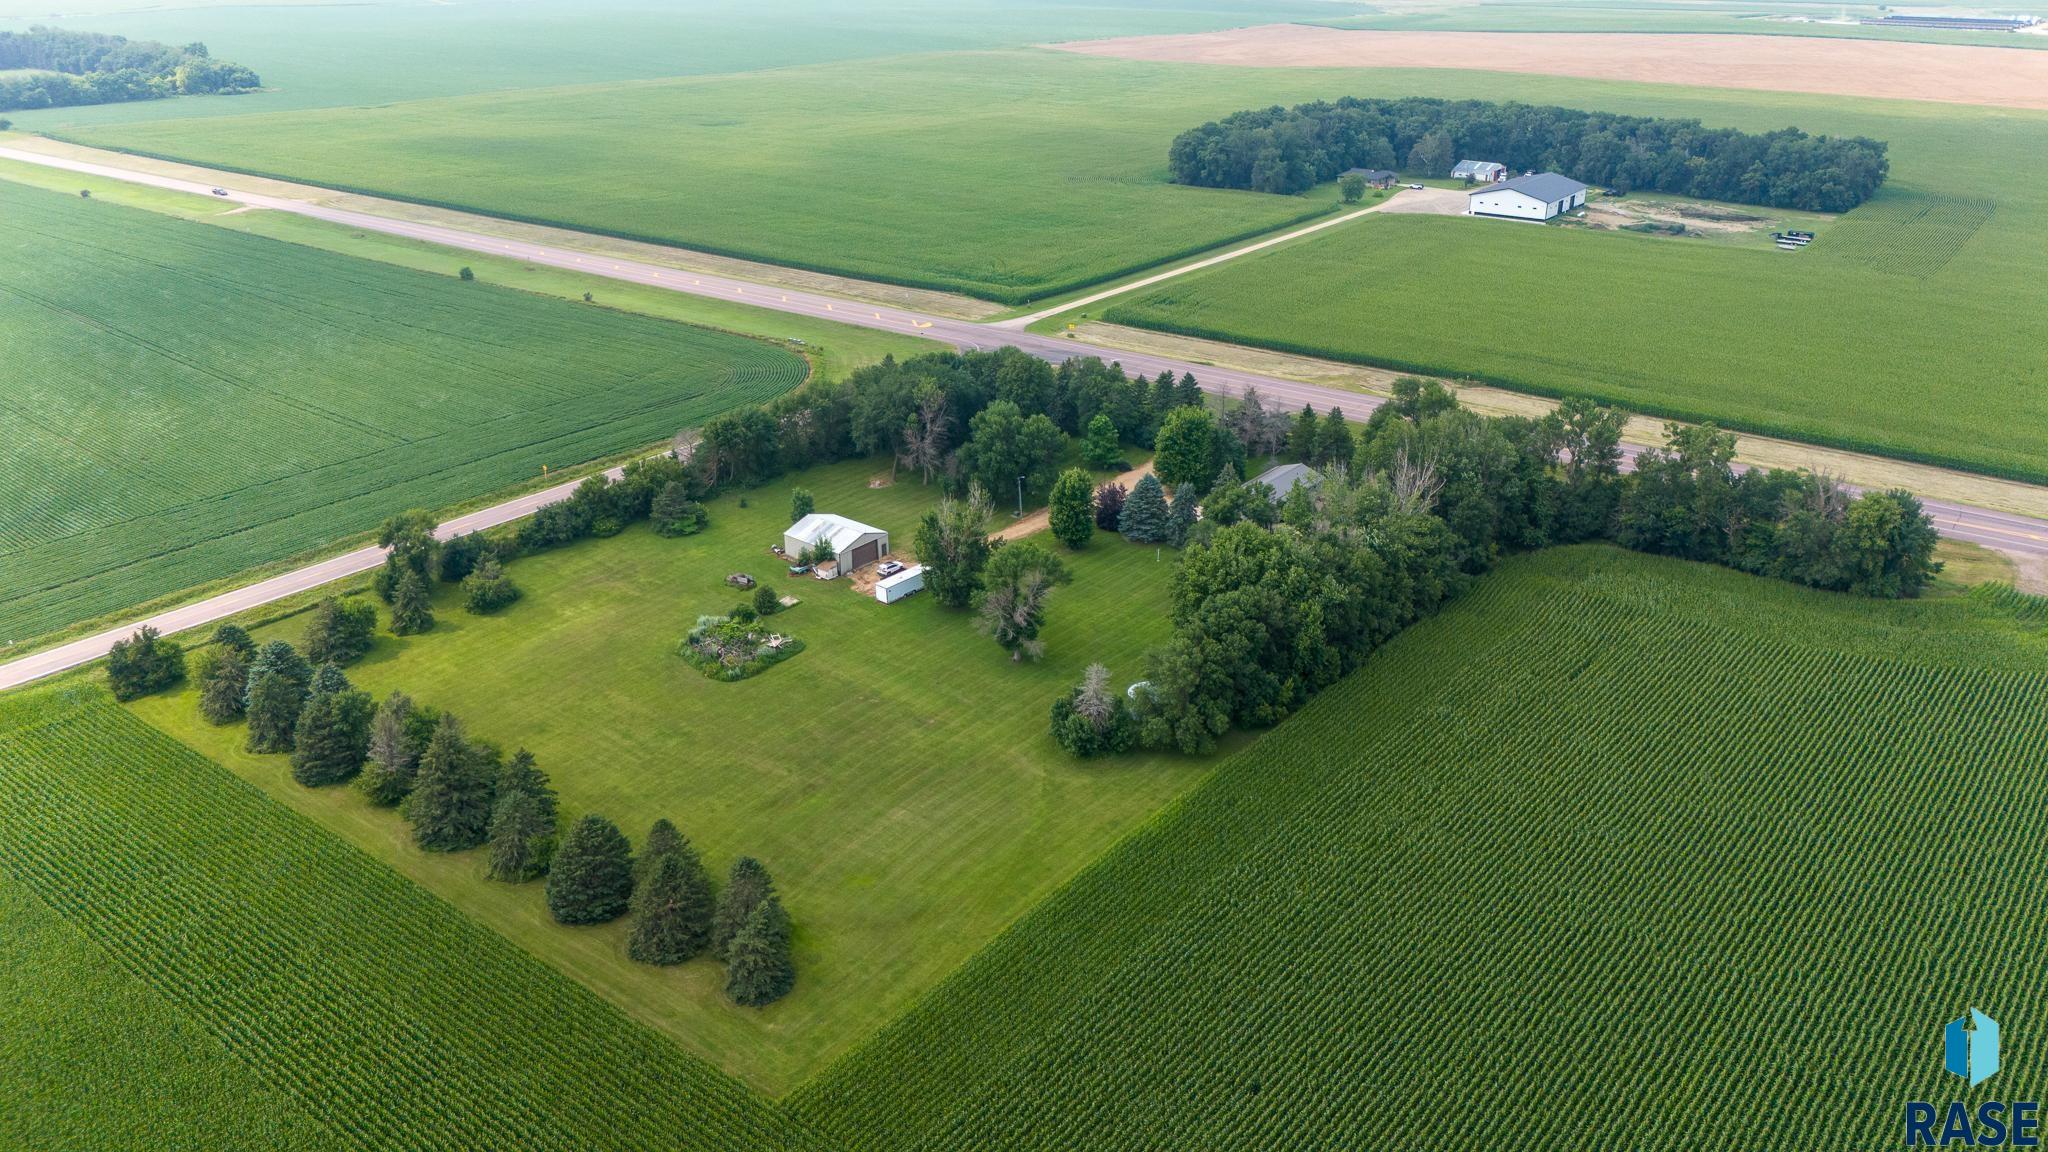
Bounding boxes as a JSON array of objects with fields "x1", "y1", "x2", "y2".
[
  {"x1": 1472, "y1": 172, "x2": 1589, "y2": 202},
  {"x1": 1451, "y1": 160, "x2": 1504, "y2": 177}
]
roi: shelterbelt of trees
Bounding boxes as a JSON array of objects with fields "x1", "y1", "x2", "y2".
[
  {"x1": 1168, "y1": 96, "x2": 1888, "y2": 211},
  {"x1": 0, "y1": 27, "x2": 259, "y2": 111},
  {"x1": 1052, "y1": 379, "x2": 1941, "y2": 757}
]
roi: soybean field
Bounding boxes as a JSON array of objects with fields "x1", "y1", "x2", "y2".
[
  {"x1": 794, "y1": 546, "x2": 2048, "y2": 1151},
  {"x1": 0, "y1": 681, "x2": 803, "y2": 1151},
  {"x1": 0, "y1": 179, "x2": 805, "y2": 646}
]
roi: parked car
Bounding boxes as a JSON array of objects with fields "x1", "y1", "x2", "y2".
[
  {"x1": 1407, "y1": 183, "x2": 1424, "y2": 190},
  {"x1": 877, "y1": 560, "x2": 904, "y2": 578},
  {"x1": 211, "y1": 187, "x2": 230, "y2": 197}
]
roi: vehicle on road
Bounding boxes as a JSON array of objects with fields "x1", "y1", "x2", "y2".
[
  {"x1": 211, "y1": 187, "x2": 229, "y2": 197},
  {"x1": 1408, "y1": 183, "x2": 1424, "y2": 190}
]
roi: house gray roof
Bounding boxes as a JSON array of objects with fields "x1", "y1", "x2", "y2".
[
  {"x1": 1451, "y1": 160, "x2": 1505, "y2": 178},
  {"x1": 1342, "y1": 168, "x2": 1394, "y2": 181},
  {"x1": 1251, "y1": 462, "x2": 1322, "y2": 499},
  {"x1": 1472, "y1": 172, "x2": 1589, "y2": 203}
]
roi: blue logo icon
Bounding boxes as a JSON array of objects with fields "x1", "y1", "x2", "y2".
[{"x1": 1948, "y1": 1009, "x2": 2002, "y2": 1087}]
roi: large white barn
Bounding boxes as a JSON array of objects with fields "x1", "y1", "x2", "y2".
[
  {"x1": 784, "y1": 513, "x2": 889, "y2": 574},
  {"x1": 1469, "y1": 173, "x2": 1589, "y2": 222}
]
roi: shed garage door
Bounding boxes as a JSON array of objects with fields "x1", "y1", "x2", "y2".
[{"x1": 846, "y1": 539, "x2": 882, "y2": 572}]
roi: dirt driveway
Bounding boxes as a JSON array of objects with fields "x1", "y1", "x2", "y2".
[
  {"x1": 993, "y1": 461, "x2": 1155, "y2": 543},
  {"x1": 1053, "y1": 25, "x2": 2048, "y2": 112}
]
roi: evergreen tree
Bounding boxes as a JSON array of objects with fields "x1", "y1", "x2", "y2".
[
  {"x1": 1119, "y1": 473, "x2": 1170, "y2": 544},
  {"x1": 311, "y1": 662, "x2": 351, "y2": 695},
  {"x1": 1082, "y1": 413, "x2": 1122, "y2": 470},
  {"x1": 390, "y1": 569, "x2": 435, "y2": 636},
  {"x1": 788, "y1": 486, "x2": 815, "y2": 524},
  {"x1": 212, "y1": 623, "x2": 256, "y2": 660},
  {"x1": 1047, "y1": 468, "x2": 1096, "y2": 550},
  {"x1": 289, "y1": 687, "x2": 373, "y2": 787},
  {"x1": 546, "y1": 815, "x2": 636, "y2": 925},
  {"x1": 497, "y1": 748, "x2": 558, "y2": 826},
  {"x1": 243, "y1": 640, "x2": 311, "y2": 707},
  {"x1": 461, "y1": 556, "x2": 520, "y2": 614},
  {"x1": 357, "y1": 691, "x2": 418, "y2": 807},
  {"x1": 712, "y1": 856, "x2": 775, "y2": 960},
  {"x1": 1314, "y1": 407, "x2": 1355, "y2": 468},
  {"x1": 723, "y1": 896, "x2": 795, "y2": 1007},
  {"x1": 243, "y1": 669, "x2": 305, "y2": 754},
  {"x1": 650, "y1": 481, "x2": 708, "y2": 537},
  {"x1": 752, "y1": 583, "x2": 780, "y2": 617},
  {"x1": 638, "y1": 818, "x2": 686, "y2": 880},
  {"x1": 197, "y1": 646, "x2": 248, "y2": 725},
  {"x1": 1165, "y1": 486, "x2": 1199, "y2": 547},
  {"x1": 1289, "y1": 404, "x2": 1320, "y2": 463},
  {"x1": 628, "y1": 846, "x2": 716, "y2": 965},
  {"x1": 1175, "y1": 371, "x2": 1203, "y2": 410},
  {"x1": 302, "y1": 597, "x2": 378, "y2": 665},
  {"x1": 486, "y1": 789, "x2": 555, "y2": 882},
  {"x1": 403, "y1": 715, "x2": 493, "y2": 851}
]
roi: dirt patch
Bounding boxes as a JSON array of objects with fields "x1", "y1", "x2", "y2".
[
  {"x1": 1579, "y1": 197, "x2": 1772, "y2": 237},
  {"x1": 1052, "y1": 25, "x2": 2048, "y2": 111}
]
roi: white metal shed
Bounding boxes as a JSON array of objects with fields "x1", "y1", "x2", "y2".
[{"x1": 784, "y1": 513, "x2": 889, "y2": 575}]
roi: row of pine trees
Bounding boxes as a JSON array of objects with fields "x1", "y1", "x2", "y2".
[{"x1": 186, "y1": 609, "x2": 795, "y2": 1007}]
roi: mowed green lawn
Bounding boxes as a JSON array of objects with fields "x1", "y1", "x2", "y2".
[
  {"x1": 795, "y1": 546, "x2": 2048, "y2": 1151},
  {"x1": 0, "y1": 179, "x2": 805, "y2": 647},
  {"x1": 132, "y1": 456, "x2": 1208, "y2": 1093},
  {"x1": 1098, "y1": 71, "x2": 2048, "y2": 482},
  {"x1": 60, "y1": 52, "x2": 1359, "y2": 302}
]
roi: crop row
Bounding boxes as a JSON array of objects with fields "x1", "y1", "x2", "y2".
[
  {"x1": 793, "y1": 549, "x2": 2048, "y2": 1152},
  {"x1": 0, "y1": 685, "x2": 806, "y2": 1151},
  {"x1": 0, "y1": 181, "x2": 807, "y2": 643}
]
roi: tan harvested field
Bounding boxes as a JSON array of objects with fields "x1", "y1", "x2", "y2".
[{"x1": 1052, "y1": 24, "x2": 2048, "y2": 110}]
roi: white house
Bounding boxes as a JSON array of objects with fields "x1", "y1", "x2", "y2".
[
  {"x1": 1451, "y1": 160, "x2": 1507, "y2": 183},
  {"x1": 784, "y1": 513, "x2": 889, "y2": 575},
  {"x1": 1468, "y1": 172, "x2": 1588, "y2": 222}
]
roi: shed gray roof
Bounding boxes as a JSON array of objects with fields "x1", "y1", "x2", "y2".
[
  {"x1": 1451, "y1": 160, "x2": 1505, "y2": 177},
  {"x1": 1472, "y1": 172, "x2": 1589, "y2": 203},
  {"x1": 1251, "y1": 462, "x2": 1322, "y2": 498}
]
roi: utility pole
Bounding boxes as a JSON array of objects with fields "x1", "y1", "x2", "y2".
[{"x1": 1016, "y1": 475, "x2": 1025, "y2": 518}]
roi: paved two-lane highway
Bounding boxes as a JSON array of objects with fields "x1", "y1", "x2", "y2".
[{"x1": 0, "y1": 144, "x2": 2041, "y2": 692}]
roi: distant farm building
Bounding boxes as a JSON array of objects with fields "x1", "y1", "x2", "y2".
[
  {"x1": 785, "y1": 513, "x2": 889, "y2": 575},
  {"x1": 1861, "y1": 13, "x2": 2036, "y2": 30},
  {"x1": 1342, "y1": 167, "x2": 1397, "y2": 188},
  {"x1": 1469, "y1": 173, "x2": 1589, "y2": 222},
  {"x1": 1252, "y1": 462, "x2": 1322, "y2": 501},
  {"x1": 1451, "y1": 160, "x2": 1507, "y2": 183}
]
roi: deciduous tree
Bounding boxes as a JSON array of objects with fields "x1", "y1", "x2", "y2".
[{"x1": 1047, "y1": 468, "x2": 1095, "y2": 550}]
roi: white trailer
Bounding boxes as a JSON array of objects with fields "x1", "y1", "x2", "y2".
[{"x1": 874, "y1": 565, "x2": 925, "y2": 604}]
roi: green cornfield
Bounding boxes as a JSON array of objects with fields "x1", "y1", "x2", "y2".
[
  {"x1": 0, "y1": 179, "x2": 806, "y2": 646},
  {"x1": 794, "y1": 546, "x2": 2048, "y2": 1151},
  {"x1": 0, "y1": 681, "x2": 805, "y2": 1151}
]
